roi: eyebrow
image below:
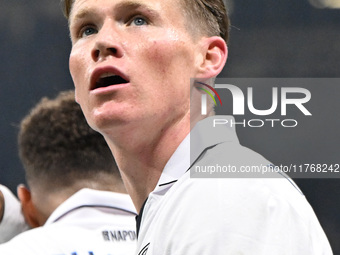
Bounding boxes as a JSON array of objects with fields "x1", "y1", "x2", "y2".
[
  {"x1": 70, "y1": 1, "x2": 160, "y2": 25},
  {"x1": 115, "y1": 1, "x2": 159, "y2": 16},
  {"x1": 70, "y1": 6, "x2": 95, "y2": 25}
]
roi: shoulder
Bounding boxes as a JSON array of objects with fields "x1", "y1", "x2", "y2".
[
  {"x1": 172, "y1": 171, "x2": 305, "y2": 214},
  {"x1": 0, "y1": 226, "x2": 52, "y2": 254},
  {"x1": 154, "y1": 169, "x2": 331, "y2": 254}
]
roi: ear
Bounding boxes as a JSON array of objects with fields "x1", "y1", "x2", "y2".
[
  {"x1": 196, "y1": 36, "x2": 228, "y2": 80},
  {"x1": 17, "y1": 185, "x2": 41, "y2": 228}
]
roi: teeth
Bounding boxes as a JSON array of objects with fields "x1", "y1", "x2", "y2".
[{"x1": 99, "y1": 72, "x2": 117, "y2": 79}]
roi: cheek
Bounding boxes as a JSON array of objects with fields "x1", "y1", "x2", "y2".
[
  {"x1": 147, "y1": 42, "x2": 174, "y2": 71},
  {"x1": 133, "y1": 28, "x2": 195, "y2": 72},
  {"x1": 139, "y1": 39, "x2": 195, "y2": 83},
  {"x1": 69, "y1": 48, "x2": 90, "y2": 111},
  {"x1": 69, "y1": 45, "x2": 89, "y2": 86},
  {"x1": 138, "y1": 40, "x2": 193, "y2": 111},
  {"x1": 69, "y1": 51, "x2": 81, "y2": 86}
]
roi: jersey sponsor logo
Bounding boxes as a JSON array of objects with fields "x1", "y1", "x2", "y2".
[
  {"x1": 102, "y1": 230, "x2": 137, "y2": 242},
  {"x1": 138, "y1": 243, "x2": 150, "y2": 255}
]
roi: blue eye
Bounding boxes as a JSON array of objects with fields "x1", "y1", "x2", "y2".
[
  {"x1": 133, "y1": 17, "x2": 147, "y2": 26},
  {"x1": 82, "y1": 26, "x2": 97, "y2": 37}
]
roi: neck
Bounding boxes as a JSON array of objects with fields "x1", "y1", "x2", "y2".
[{"x1": 104, "y1": 114, "x2": 191, "y2": 212}]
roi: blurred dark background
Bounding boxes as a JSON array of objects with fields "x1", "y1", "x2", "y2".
[{"x1": 0, "y1": 0, "x2": 339, "y2": 253}]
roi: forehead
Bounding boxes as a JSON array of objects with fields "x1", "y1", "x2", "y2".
[{"x1": 70, "y1": 0, "x2": 184, "y2": 21}]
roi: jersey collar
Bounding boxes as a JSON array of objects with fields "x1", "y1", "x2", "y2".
[
  {"x1": 153, "y1": 115, "x2": 239, "y2": 194},
  {"x1": 45, "y1": 188, "x2": 136, "y2": 225}
]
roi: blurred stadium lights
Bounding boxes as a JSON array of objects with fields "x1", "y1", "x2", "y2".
[{"x1": 309, "y1": 0, "x2": 340, "y2": 8}]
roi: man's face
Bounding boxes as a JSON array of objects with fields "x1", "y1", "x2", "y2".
[{"x1": 69, "y1": 0, "x2": 202, "y2": 135}]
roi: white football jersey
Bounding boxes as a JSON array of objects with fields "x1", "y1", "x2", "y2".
[
  {"x1": 136, "y1": 116, "x2": 333, "y2": 255},
  {"x1": 0, "y1": 188, "x2": 137, "y2": 255}
]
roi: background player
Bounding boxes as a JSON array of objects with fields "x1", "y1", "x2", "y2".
[{"x1": 0, "y1": 90, "x2": 136, "y2": 254}]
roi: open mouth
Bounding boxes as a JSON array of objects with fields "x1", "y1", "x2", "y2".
[{"x1": 94, "y1": 74, "x2": 129, "y2": 89}]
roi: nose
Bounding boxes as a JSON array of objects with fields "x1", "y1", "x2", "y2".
[{"x1": 91, "y1": 23, "x2": 123, "y2": 61}]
